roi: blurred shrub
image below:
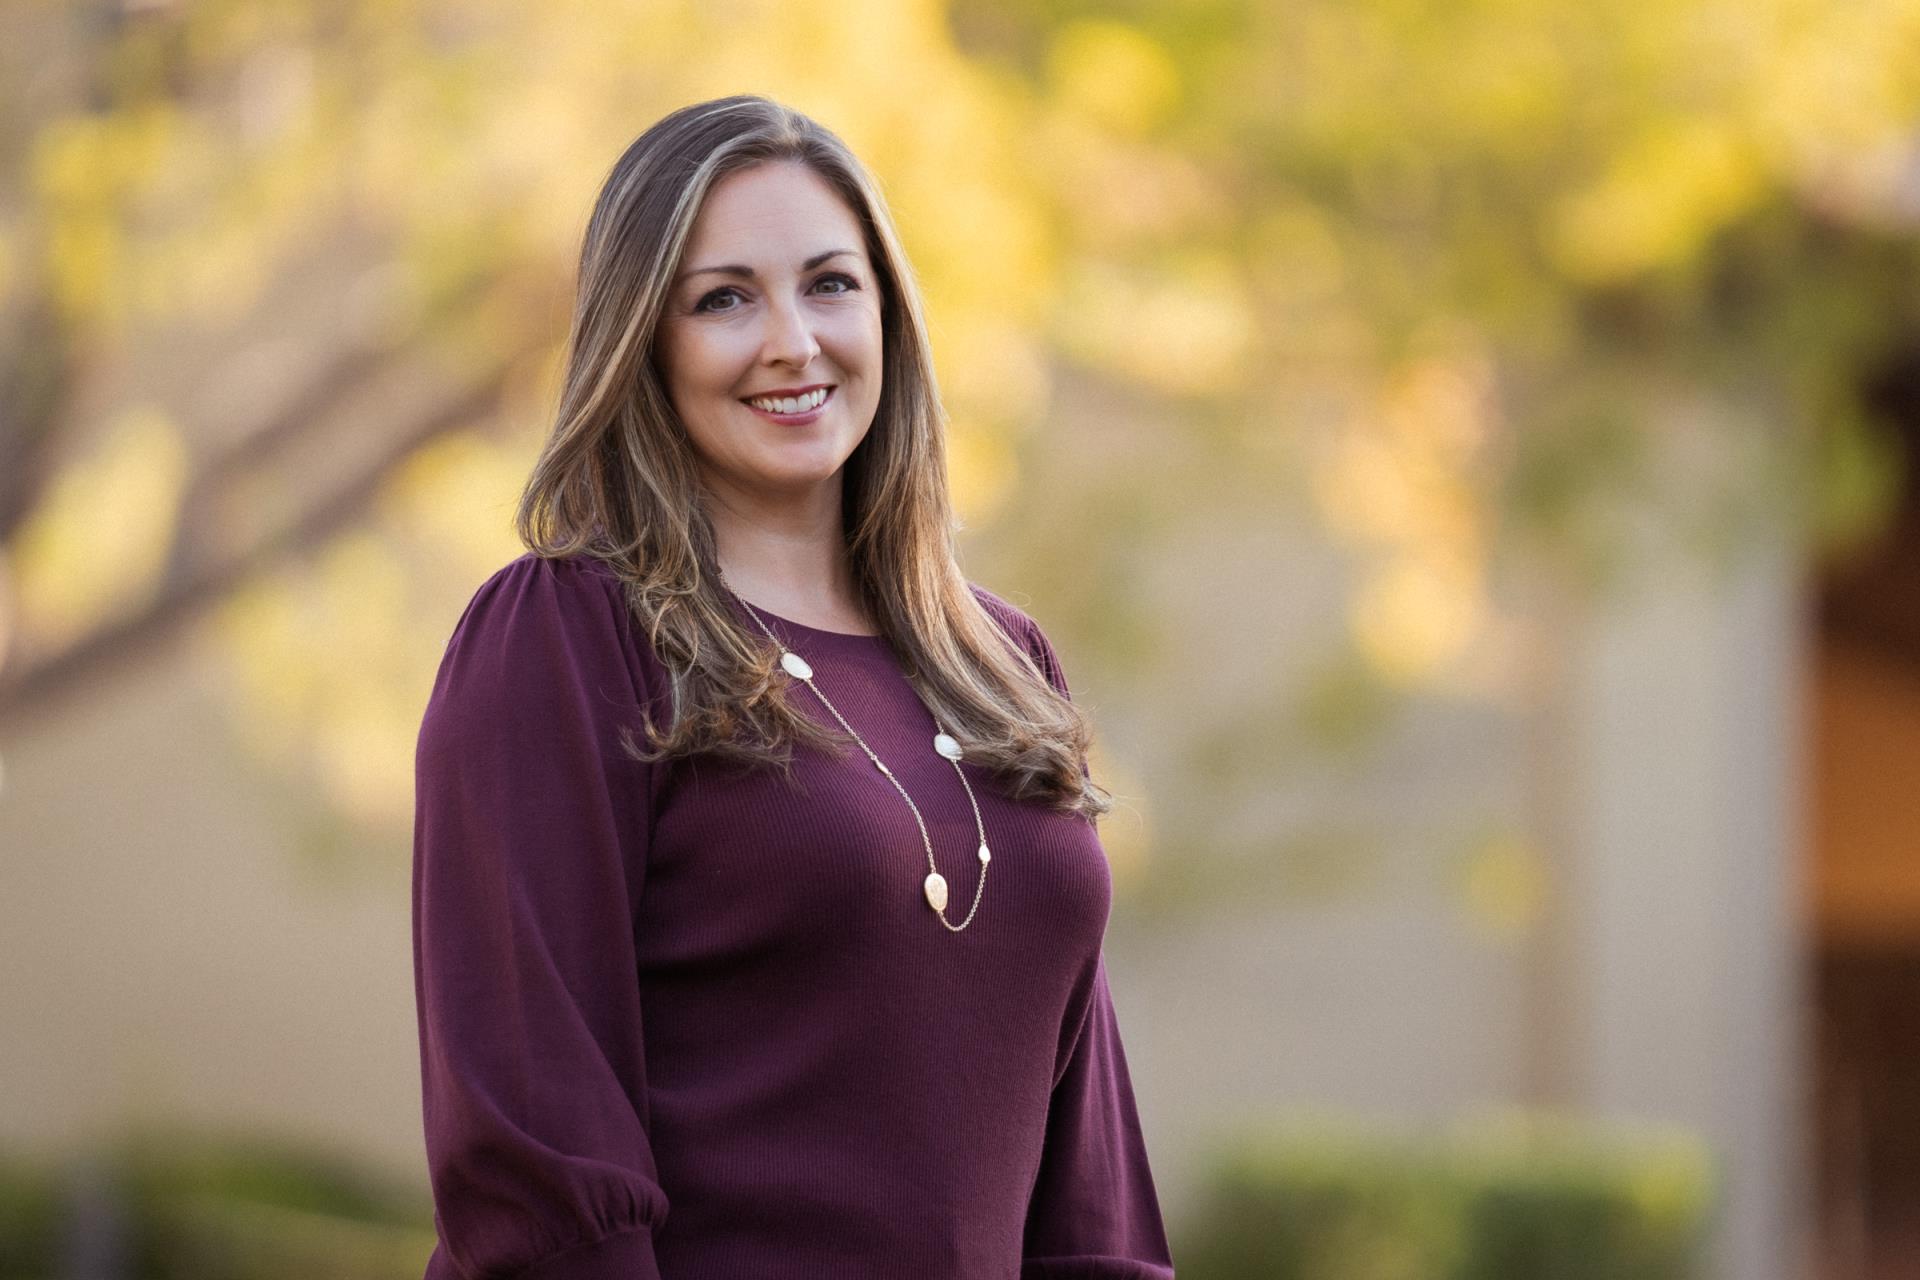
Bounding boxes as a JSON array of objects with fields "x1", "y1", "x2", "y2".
[
  {"x1": 1174, "y1": 1112, "x2": 1716, "y2": 1280},
  {"x1": 0, "y1": 1124, "x2": 436, "y2": 1279},
  {"x1": 4, "y1": 1113, "x2": 1717, "y2": 1278},
  {"x1": 0, "y1": 1151, "x2": 64, "y2": 1279}
]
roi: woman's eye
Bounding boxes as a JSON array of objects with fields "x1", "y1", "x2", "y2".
[{"x1": 693, "y1": 273, "x2": 858, "y2": 315}]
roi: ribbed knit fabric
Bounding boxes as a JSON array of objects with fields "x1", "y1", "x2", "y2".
[{"x1": 413, "y1": 552, "x2": 1175, "y2": 1279}]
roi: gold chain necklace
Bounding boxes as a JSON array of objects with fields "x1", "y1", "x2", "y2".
[{"x1": 722, "y1": 574, "x2": 991, "y2": 932}]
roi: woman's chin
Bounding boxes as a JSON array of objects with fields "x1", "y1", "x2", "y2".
[{"x1": 748, "y1": 453, "x2": 854, "y2": 492}]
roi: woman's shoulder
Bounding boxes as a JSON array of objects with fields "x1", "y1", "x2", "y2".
[
  {"x1": 455, "y1": 551, "x2": 631, "y2": 630},
  {"x1": 966, "y1": 581, "x2": 1069, "y2": 692},
  {"x1": 420, "y1": 552, "x2": 663, "y2": 765},
  {"x1": 967, "y1": 581, "x2": 1039, "y2": 645},
  {"x1": 472, "y1": 549, "x2": 622, "y2": 595},
  {"x1": 435, "y1": 551, "x2": 646, "y2": 695}
]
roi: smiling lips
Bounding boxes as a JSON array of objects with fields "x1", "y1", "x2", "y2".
[{"x1": 741, "y1": 384, "x2": 834, "y2": 422}]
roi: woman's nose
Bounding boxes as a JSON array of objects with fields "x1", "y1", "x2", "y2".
[{"x1": 760, "y1": 294, "x2": 821, "y2": 367}]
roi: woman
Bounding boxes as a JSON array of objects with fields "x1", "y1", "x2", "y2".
[{"x1": 412, "y1": 94, "x2": 1175, "y2": 1279}]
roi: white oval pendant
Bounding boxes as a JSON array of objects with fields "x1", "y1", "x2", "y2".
[
  {"x1": 978, "y1": 843, "x2": 991, "y2": 865},
  {"x1": 933, "y1": 732, "x2": 962, "y2": 761},
  {"x1": 779, "y1": 651, "x2": 812, "y2": 680},
  {"x1": 923, "y1": 871, "x2": 949, "y2": 913}
]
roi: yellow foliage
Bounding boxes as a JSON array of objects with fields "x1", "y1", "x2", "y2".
[
  {"x1": 45, "y1": 215, "x2": 121, "y2": 323},
  {"x1": 933, "y1": 319, "x2": 1052, "y2": 436},
  {"x1": 213, "y1": 574, "x2": 321, "y2": 765},
  {"x1": 210, "y1": 532, "x2": 423, "y2": 827},
  {"x1": 1749, "y1": 0, "x2": 1920, "y2": 195},
  {"x1": 1250, "y1": 203, "x2": 1348, "y2": 307},
  {"x1": 312, "y1": 534, "x2": 418, "y2": 825},
  {"x1": 24, "y1": 0, "x2": 1918, "y2": 851},
  {"x1": 1056, "y1": 257, "x2": 1253, "y2": 395},
  {"x1": 31, "y1": 114, "x2": 116, "y2": 205},
  {"x1": 1382, "y1": 357, "x2": 1491, "y2": 462},
  {"x1": 945, "y1": 419, "x2": 1018, "y2": 529},
  {"x1": 31, "y1": 105, "x2": 189, "y2": 321},
  {"x1": 314, "y1": 686, "x2": 420, "y2": 826},
  {"x1": 1547, "y1": 117, "x2": 1765, "y2": 284},
  {"x1": 1028, "y1": 111, "x2": 1228, "y2": 254},
  {"x1": 377, "y1": 430, "x2": 532, "y2": 584},
  {"x1": 1455, "y1": 831, "x2": 1549, "y2": 939},
  {"x1": 1350, "y1": 549, "x2": 1485, "y2": 686},
  {"x1": 1312, "y1": 349, "x2": 1496, "y2": 689},
  {"x1": 905, "y1": 178, "x2": 1052, "y2": 326},
  {"x1": 1312, "y1": 422, "x2": 1483, "y2": 557},
  {"x1": 1316, "y1": 431, "x2": 1428, "y2": 547},
  {"x1": 1046, "y1": 20, "x2": 1181, "y2": 137},
  {"x1": 9, "y1": 407, "x2": 188, "y2": 652}
]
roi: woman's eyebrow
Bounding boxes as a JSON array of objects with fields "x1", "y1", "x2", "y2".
[{"x1": 678, "y1": 247, "x2": 860, "y2": 284}]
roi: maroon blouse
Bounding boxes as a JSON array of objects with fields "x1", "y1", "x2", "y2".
[{"x1": 412, "y1": 552, "x2": 1174, "y2": 1278}]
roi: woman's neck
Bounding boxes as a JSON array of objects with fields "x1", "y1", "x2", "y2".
[{"x1": 707, "y1": 489, "x2": 872, "y2": 633}]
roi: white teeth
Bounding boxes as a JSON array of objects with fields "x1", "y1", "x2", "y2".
[{"x1": 747, "y1": 387, "x2": 828, "y2": 414}]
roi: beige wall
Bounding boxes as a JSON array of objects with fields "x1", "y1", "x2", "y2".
[{"x1": 0, "y1": 648, "x2": 424, "y2": 1180}]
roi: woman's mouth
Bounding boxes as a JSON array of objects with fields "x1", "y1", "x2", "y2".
[{"x1": 740, "y1": 385, "x2": 834, "y2": 424}]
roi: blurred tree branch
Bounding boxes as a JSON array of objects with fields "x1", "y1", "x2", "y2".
[
  {"x1": 0, "y1": 1, "x2": 554, "y2": 733},
  {"x1": 0, "y1": 327, "x2": 537, "y2": 733}
]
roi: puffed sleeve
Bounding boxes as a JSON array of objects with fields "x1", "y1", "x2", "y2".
[
  {"x1": 412, "y1": 554, "x2": 669, "y2": 1279},
  {"x1": 1020, "y1": 616, "x2": 1177, "y2": 1279}
]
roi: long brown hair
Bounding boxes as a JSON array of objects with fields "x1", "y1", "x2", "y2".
[{"x1": 515, "y1": 94, "x2": 1109, "y2": 820}]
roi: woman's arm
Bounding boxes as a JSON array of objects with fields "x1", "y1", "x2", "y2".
[
  {"x1": 413, "y1": 555, "x2": 669, "y2": 1279},
  {"x1": 1018, "y1": 614, "x2": 1177, "y2": 1278},
  {"x1": 1022, "y1": 951, "x2": 1177, "y2": 1279}
]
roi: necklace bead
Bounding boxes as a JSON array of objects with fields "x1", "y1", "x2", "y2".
[{"x1": 726, "y1": 577, "x2": 992, "y2": 933}]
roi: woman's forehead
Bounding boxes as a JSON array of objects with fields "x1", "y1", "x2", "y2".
[{"x1": 683, "y1": 163, "x2": 867, "y2": 267}]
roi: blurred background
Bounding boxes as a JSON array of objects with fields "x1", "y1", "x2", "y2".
[{"x1": 2, "y1": 0, "x2": 1917, "y2": 1276}]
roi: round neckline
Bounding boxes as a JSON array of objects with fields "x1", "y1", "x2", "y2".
[{"x1": 731, "y1": 596, "x2": 888, "y2": 644}]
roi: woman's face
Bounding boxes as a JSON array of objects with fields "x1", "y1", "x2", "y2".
[{"x1": 656, "y1": 160, "x2": 885, "y2": 505}]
